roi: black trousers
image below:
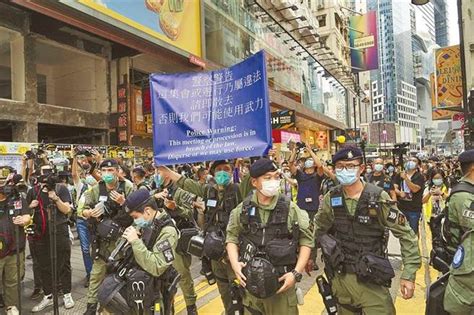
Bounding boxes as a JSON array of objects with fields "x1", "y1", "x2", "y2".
[
  {"x1": 35, "y1": 228, "x2": 71, "y2": 296},
  {"x1": 28, "y1": 239, "x2": 43, "y2": 290}
]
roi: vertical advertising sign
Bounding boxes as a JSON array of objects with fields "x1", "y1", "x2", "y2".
[
  {"x1": 117, "y1": 84, "x2": 129, "y2": 144},
  {"x1": 435, "y1": 45, "x2": 463, "y2": 109},
  {"x1": 431, "y1": 73, "x2": 454, "y2": 120},
  {"x1": 349, "y1": 11, "x2": 379, "y2": 72},
  {"x1": 150, "y1": 51, "x2": 272, "y2": 165}
]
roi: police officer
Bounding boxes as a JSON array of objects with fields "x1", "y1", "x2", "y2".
[
  {"x1": 98, "y1": 189, "x2": 180, "y2": 315},
  {"x1": 78, "y1": 159, "x2": 134, "y2": 315},
  {"x1": 367, "y1": 157, "x2": 397, "y2": 201},
  {"x1": 443, "y1": 149, "x2": 474, "y2": 315},
  {"x1": 0, "y1": 184, "x2": 30, "y2": 315},
  {"x1": 159, "y1": 160, "x2": 246, "y2": 314},
  {"x1": 312, "y1": 147, "x2": 421, "y2": 315},
  {"x1": 226, "y1": 158, "x2": 314, "y2": 314},
  {"x1": 154, "y1": 167, "x2": 199, "y2": 315},
  {"x1": 132, "y1": 166, "x2": 152, "y2": 191}
]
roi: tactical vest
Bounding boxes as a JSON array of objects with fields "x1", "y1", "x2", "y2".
[
  {"x1": 205, "y1": 183, "x2": 241, "y2": 232},
  {"x1": 99, "y1": 180, "x2": 126, "y2": 218},
  {"x1": 239, "y1": 195, "x2": 298, "y2": 273},
  {"x1": 328, "y1": 183, "x2": 386, "y2": 272},
  {"x1": 137, "y1": 182, "x2": 152, "y2": 192}
]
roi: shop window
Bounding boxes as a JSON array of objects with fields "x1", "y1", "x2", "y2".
[{"x1": 35, "y1": 39, "x2": 107, "y2": 112}]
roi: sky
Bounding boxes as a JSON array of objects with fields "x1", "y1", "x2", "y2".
[{"x1": 448, "y1": 0, "x2": 460, "y2": 45}]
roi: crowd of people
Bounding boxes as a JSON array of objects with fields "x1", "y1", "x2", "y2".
[{"x1": 0, "y1": 142, "x2": 472, "y2": 315}]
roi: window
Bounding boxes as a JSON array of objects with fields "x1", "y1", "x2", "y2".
[
  {"x1": 0, "y1": 27, "x2": 24, "y2": 101},
  {"x1": 317, "y1": 14, "x2": 327, "y2": 27}
]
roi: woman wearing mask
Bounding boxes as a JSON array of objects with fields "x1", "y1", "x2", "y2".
[{"x1": 422, "y1": 171, "x2": 449, "y2": 222}]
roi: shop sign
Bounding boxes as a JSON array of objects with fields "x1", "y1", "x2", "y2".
[
  {"x1": 271, "y1": 110, "x2": 295, "y2": 129},
  {"x1": 272, "y1": 129, "x2": 301, "y2": 144},
  {"x1": 117, "y1": 83, "x2": 129, "y2": 144}
]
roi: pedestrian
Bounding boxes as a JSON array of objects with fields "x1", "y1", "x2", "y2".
[
  {"x1": 226, "y1": 158, "x2": 313, "y2": 314},
  {"x1": 367, "y1": 157, "x2": 397, "y2": 201},
  {"x1": 394, "y1": 156, "x2": 425, "y2": 234},
  {"x1": 422, "y1": 170, "x2": 449, "y2": 223},
  {"x1": 311, "y1": 147, "x2": 421, "y2": 314}
]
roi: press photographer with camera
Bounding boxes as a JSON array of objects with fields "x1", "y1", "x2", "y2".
[
  {"x1": 27, "y1": 162, "x2": 74, "y2": 312},
  {"x1": 0, "y1": 181, "x2": 30, "y2": 315},
  {"x1": 78, "y1": 159, "x2": 134, "y2": 315}
]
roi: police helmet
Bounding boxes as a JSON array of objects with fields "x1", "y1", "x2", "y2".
[
  {"x1": 98, "y1": 274, "x2": 131, "y2": 315},
  {"x1": 242, "y1": 257, "x2": 281, "y2": 299}
]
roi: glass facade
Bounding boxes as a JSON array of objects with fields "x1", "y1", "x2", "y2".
[{"x1": 203, "y1": 0, "x2": 347, "y2": 121}]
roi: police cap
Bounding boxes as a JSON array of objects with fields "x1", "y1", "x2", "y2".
[
  {"x1": 100, "y1": 159, "x2": 119, "y2": 169},
  {"x1": 210, "y1": 160, "x2": 232, "y2": 175},
  {"x1": 125, "y1": 189, "x2": 151, "y2": 213},
  {"x1": 249, "y1": 158, "x2": 278, "y2": 178},
  {"x1": 458, "y1": 149, "x2": 474, "y2": 164},
  {"x1": 332, "y1": 146, "x2": 363, "y2": 164}
]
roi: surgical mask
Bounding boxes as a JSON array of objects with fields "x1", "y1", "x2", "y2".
[
  {"x1": 405, "y1": 161, "x2": 417, "y2": 171},
  {"x1": 260, "y1": 179, "x2": 281, "y2": 197},
  {"x1": 433, "y1": 179, "x2": 443, "y2": 186},
  {"x1": 335, "y1": 168, "x2": 359, "y2": 186},
  {"x1": 85, "y1": 175, "x2": 97, "y2": 186},
  {"x1": 388, "y1": 166, "x2": 395, "y2": 173},
  {"x1": 304, "y1": 160, "x2": 314, "y2": 169},
  {"x1": 154, "y1": 174, "x2": 163, "y2": 187},
  {"x1": 206, "y1": 174, "x2": 213, "y2": 182},
  {"x1": 215, "y1": 171, "x2": 231, "y2": 186},
  {"x1": 284, "y1": 171, "x2": 291, "y2": 177},
  {"x1": 366, "y1": 169, "x2": 372, "y2": 174},
  {"x1": 134, "y1": 217, "x2": 151, "y2": 229},
  {"x1": 102, "y1": 173, "x2": 115, "y2": 184},
  {"x1": 374, "y1": 164, "x2": 384, "y2": 172}
]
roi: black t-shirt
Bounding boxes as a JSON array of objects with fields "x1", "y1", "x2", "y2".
[
  {"x1": 395, "y1": 171, "x2": 425, "y2": 212},
  {"x1": 368, "y1": 173, "x2": 394, "y2": 192},
  {"x1": 295, "y1": 170, "x2": 322, "y2": 212},
  {"x1": 26, "y1": 184, "x2": 72, "y2": 237},
  {"x1": 0, "y1": 197, "x2": 30, "y2": 255}
]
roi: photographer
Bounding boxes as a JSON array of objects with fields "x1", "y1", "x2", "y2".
[
  {"x1": 422, "y1": 171, "x2": 449, "y2": 223},
  {"x1": 0, "y1": 183, "x2": 30, "y2": 315},
  {"x1": 27, "y1": 164, "x2": 74, "y2": 312}
]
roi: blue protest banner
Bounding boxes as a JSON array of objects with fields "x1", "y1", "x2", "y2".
[{"x1": 150, "y1": 50, "x2": 272, "y2": 165}]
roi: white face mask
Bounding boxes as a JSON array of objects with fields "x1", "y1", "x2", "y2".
[{"x1": 260, "y1": 179, "x2": 281, "y2": 197}]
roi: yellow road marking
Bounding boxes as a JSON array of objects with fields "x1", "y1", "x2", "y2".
[
  {"x1": 175, "y1": 280, "x2": 219, "y2": 314},
  {"x1": 299, "y1": 284, "x2": 327, "y2": 315},
  {"x1": 197, "y1": 295, "x2": 224, "y2": 314},
  {"x1": 174, "y1": 280, "x2": 209, "y2": 304}
]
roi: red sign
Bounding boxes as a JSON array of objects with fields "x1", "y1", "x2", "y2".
[
  {"x1": 189, "y1": 54, "x2": 206, "y2": 68},
  {"x1": 272, "y1": 129, "x2": 301, "y2": 143}
]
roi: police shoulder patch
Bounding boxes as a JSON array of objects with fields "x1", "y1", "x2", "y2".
[
  {"x1": 387, "y1": 208, "x2": 398, "y2": 223},
  {"x1": 398, "y1": 212, "x2": 407, "y2": 226},
  {"x1": 156, "y1": 239, "x2": 175, "y2": 263}
]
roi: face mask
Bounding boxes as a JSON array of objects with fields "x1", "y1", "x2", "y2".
[
  {"x1": 335, "y1": 168, "x2": 359, "y2": 186},
  {"x1": 134, "y1": 216, "x2": 151, "y2": 229},
  {"x1": 102, "y1": 173, "x2": 115, "y2": 184},
  {"x1": 428, "y1": 163, "x2": 433, "y2": 168},
  {"x1": 374, "y1": 164, "x2": 384, "y2": 172},
  {"x1": 366, "y1": 169, "x2": 372, "y2": 174},
  {"x1": 215, "y1": 171, "x2": 231, "y2": 186},
  {"x1": 85, "y1": 175, "x2": 96, "y2": 186},
  {"x1": 154, "y1": 174, "x2": 163, "y2": 187},
  {"x1": 405, "y1": 161, "x2": 417, "y2": 171},
  {"x1": 260, "y1": 179, "x2": 281, "y2": 197},
  {"x1": 304, "y1": 160, "x2": 314, "y2": 169},
  {"x1": 284, "y1": 171, "x2": 291, "y2": 177},
  {"x1": 433, "y1": 179, "x2": 443, "y2": 186},
  {"x1": 388, "y1": 166, "x2": 395, "y2": 173},
  {"x1": 206, "y1": 174, "x2": 213, "y2": 182}
]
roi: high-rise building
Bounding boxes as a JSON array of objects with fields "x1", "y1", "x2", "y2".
[
  {"x1": 368, "y1": 0, "x2": 420, "y2": 148},
  {"x1": 432, "y1": 0, "x2": 449, "y2": 47}
]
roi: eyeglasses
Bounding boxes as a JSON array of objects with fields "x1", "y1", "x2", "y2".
[{"x1": 335, "y1": 164, "x2": 361, "y2": 171}]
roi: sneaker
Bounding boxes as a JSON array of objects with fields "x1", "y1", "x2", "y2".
[
  {"x1": 63, "y1": 293, "x2": 75, "y2": 309},
  {"x1": 32, "y1": 294, "x2": 53, "y2": 312},
  {"x1": 6, "y1": 306, "x2": 19, "y2": 315},
  {"x1": 30, "y1": 288, "x2": 43, "y2": 300}
]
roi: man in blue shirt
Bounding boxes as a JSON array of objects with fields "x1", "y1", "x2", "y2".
[{"x1": 289, "y1": 143, "x2": 325, "y2": 220}]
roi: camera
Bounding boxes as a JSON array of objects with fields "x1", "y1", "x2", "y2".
[
  {"x1": 24, "y1": 150, "x2": 36, "y2": 160},
  {"x1": 392, "y1": 142, "x2": 410, "y2": 156},
  {"x1": 295, "y1": 142, "x2": 306, "y2": 152}
]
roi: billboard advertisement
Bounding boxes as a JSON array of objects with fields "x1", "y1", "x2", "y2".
[
  {"x1": 150, "y1": 51, "x2": 272, "y2": 165},
  {"x1": 69, "y1": 0, "x2": 202, "y2": 56},
  {"x1": 349, "y1": 11, "x2": 379, "y2": 72},
  {"x1": 431, "y1": 72, "x2": 454, "y2": 120},
  {"x1": 434, "y1": 45, "x2": 463, "y2": 110}
]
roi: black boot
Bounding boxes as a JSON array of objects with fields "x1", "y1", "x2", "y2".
[
  {"x1": 0, "y1": 294, "x2": 5, "y2": 308},
  {"x1": 83, "y1": 303, "x2": 97, "y2": 315},
  {"x1": 186, "y1": 304, "x2": 198, "y2": 315}
]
